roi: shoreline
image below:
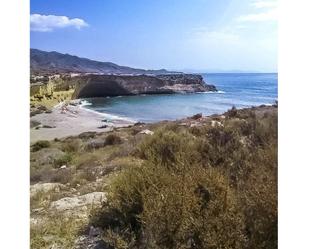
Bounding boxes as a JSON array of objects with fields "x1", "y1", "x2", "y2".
[
  {"x1": 30, "y1": 100, "x2": 135, "y2": 143},
  {"x1": 30, "y1": 98, "x2": 277, "y2": 143}
]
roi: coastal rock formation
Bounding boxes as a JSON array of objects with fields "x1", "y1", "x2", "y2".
[{"x1": 72, "y1": 74, "x2": 217, "y2": 98}]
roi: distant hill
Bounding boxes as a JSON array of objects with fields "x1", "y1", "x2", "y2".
[{"x1": 30, "y1": 49, "x2": 176, "y2": 75}]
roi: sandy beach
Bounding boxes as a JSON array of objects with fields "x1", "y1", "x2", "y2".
[{"x1": 30, "y1": 101, "x2": 134, "y2": 143}]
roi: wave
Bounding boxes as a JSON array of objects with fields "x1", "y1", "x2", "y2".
[
  {"x1": 79, "y1": 99, "x2": 93, "y2": 107},
  {"x1": 196, "y1": 90, "x2": 225, "y2": 94},
  {"x1": 78, "y1": 101, "x2": 136, "y2": 123}
]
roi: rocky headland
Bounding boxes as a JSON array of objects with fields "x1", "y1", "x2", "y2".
[{"x1": 72, "y1": 74, "x2": 217, "y2": 98}]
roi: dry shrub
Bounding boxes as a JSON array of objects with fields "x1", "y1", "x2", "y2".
[
  {"x1": 241, "y1": 145, "x2": 278, "y2": 249},
  {"x1": 50, "y1": 168, "x2": 74, "y2": 184},
  {"x1": 226, "y1": 106, "x2": 238, "y2": 118},
  {"x1": 104, "y1": 134, "x2": 122, "y2": 146},
  {"x1": 75, "y1": 154, "x2": 101, "y2": 170},
  {"x1": 90, "y1": 107, "x2": 278, "y2": 249},
  {"x1": 61, "y1": 138, "x2": 82, "y2": 153},
  {"x1": 93, "y1": 162, "x2": 246, "y2": 248},
  {"x1": 137, "y1": 130, "x2": 197, "y2": 168},
  {"x1": 140, "y1": 166, "x2": 246, "y2": 249},
  {"x1": 31, "y1": 140, "x2": 50, "y2": 152}
]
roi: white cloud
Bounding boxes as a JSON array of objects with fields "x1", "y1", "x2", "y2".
[
  {"x1": 30, "y1": 14, "x2": 88, "y2": 32},
  {"x1": 238, "y1": 8, "x2": 277, "y2": 22},
  {"x1": 251, "y1": 0, "x2": 277, "y2": 9},
  {"x1": 238, "y1": 1, "x2": 277, "y2": 22}
]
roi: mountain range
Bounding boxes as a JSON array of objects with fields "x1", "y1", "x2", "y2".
[{"x1": 30, "y1": 49, "x2": 175, "y2": 75}]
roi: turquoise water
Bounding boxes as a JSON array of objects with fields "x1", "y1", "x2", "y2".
[{"x1": 83, "y1": 73, "x2": 278, "y2": 122}]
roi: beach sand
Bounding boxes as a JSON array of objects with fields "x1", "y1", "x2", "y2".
[{"x1": 30, "y1": 101, "x2": 134, "y2": 143}]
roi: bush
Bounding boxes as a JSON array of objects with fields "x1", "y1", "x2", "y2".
[
  {"x1": 53, "y1": 153, "x2": 72, "y2": 168},
  {"x1": 137, "y1": 130, "x2": 199, "y2": 168},
  {"x1": 226, "y1": 105, "x2": 238, "y2": 118},
  {"x1": 92, "y1": 163, "x2": 247, "y2": 248},
  {"x1": 50, "y1": 168, "x2": 74, "y2": 184},
  {"x1": 89, "y1": 107, "x2": 277, "y2": 249},
  {"x1": 104, "y1": 134, "x2": 122, "y2": 146},
  {"x1": 61, "y1": 138, "x2": 82, "y2": 153},
  {"x1": 31, "y1": 140, "x2": 50, "y2": 152}
]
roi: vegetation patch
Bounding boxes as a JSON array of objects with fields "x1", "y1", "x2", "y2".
[{"x1": 31, "y1": 140, "x2": 51, "y2": 152}]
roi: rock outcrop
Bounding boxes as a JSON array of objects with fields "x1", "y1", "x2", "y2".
[
  {"x1": 49, "y1": 192, "x2": 107, "y2": 212},
  {"x1": 72, "y1": 74, "x2": 217, "y2": 98}
]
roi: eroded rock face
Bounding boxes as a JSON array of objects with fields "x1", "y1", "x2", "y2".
[{"x1": 72, "y1": 74, "x2": 217, "y2": 98}]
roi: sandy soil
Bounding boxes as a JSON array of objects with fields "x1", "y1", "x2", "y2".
[{"x1": 30, "y1": 101, "x2": 134, "y2": 143}]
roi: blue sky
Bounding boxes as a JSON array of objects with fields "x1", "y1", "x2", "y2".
[{"x1": 30, "y1": 0, "x2": 277, "y2": 72}]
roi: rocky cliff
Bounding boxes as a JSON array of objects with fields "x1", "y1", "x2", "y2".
[{"x1": 72, "y1": 74, "x2": 217, "y2": 99}]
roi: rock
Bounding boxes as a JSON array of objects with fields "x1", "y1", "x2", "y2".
[
  {"x1": 139, "y1": 129, "x2": 154, "y2": 135},
  {"x1": 134, "y1": 122, "x2": 146, "y2": 126},
  {"x1": 74, "y1": 235, "x2": 109, "y2": 249},
  {"x1": 45, "y1": 109, "x2": 52, "y2": 114},
  {"x1": 211, "y1": 120, "x2": 223, "y2": 127},
  {"x1": 85, "y1": 138, "x2": 106, "y2": 151},
  {"x1": 30, "y1": 120, "x2": 41, "y2": 128},
  {"x1": 98, "y1": 124, "x2": 108, "y2": 129},
  {"x1": 191, "y1": 113, "x2": 202, "y2": 120},
  {"x1": 37, "y1": 105, "x2": 48, "y2": 111},
  {"x1": 42, "y1": 124, "x2": 56, "y2": 128},
  {"x1": 49, "y1": 192, "x2": 107, "y2": 212},
  {"x1": 30, "y1": 109, "x2": 43, "y2": 117},
  {"x1": 190, "y1": 122, "x2": 201, "y2": 128},
  {"x1": 30, "y1": 182, "x2": 65, "y2": 197},
  {"x1": 89, "y1": 226, "x2": 103, "y2": 237},
  {"x1": 60, "y1": 165, "x2": 67, "y2": 169},
  {"x1": 78, "y1": 131, "x2": 97, "y2": 139}
]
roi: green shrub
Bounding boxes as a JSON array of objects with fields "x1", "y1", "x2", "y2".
[
  {"x1": 53, "y1": 153, "x2": 72, "y2": 168},
  {"x1": 137, "y1": 130, "x2": 198, "y2": 168},
  {"x1": 104, "y1": 134, "x2": 122, "y2": 146},
  {"x1": 31, "y1": 140, "x2": 50, "y2": 152}
]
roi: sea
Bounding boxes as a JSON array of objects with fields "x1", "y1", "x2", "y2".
[{"x1": 81, "y1": 73, "x2": 278, "y2": 123}]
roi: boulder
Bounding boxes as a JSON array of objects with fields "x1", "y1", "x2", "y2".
[
  {"x1": 84, "y1": 138, "x2": 106, "y2": 151},
  {"x1": 30, "y1": 120, "x2": 41, "y2": 128},
  {"x1": 139, "y1": 129, "x2": 154, "y2": 135},
  {"x1": 211, "y1": 120, "x2": 224, "y2": 127},
  {"x1": 49, "y1": 192, "x2": 107, "y2": 212},
  {"x1": 191, "y1": 113, "x2": 202, "y2": 120}
]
